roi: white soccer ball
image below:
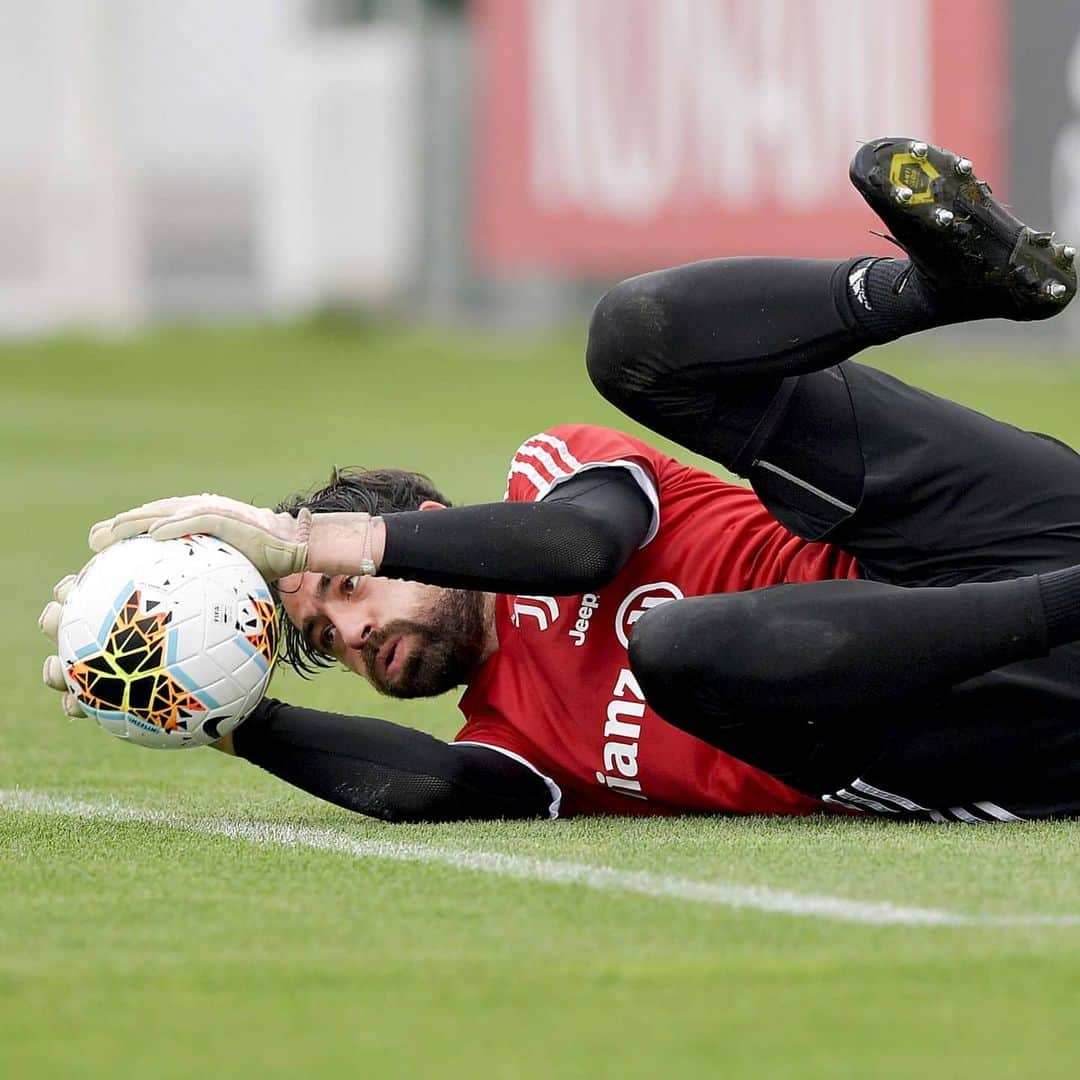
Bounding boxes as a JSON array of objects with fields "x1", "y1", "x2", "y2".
[{"x1": 57, "y1": 534, "x2": 279, "y2": 749}]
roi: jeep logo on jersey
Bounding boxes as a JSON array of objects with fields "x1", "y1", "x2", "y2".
[
  {"x1": 614, "y1": 582, "x2": 684, "y2": 648},
  {"x1": 511, "y1": 595, "x2": 560, "y2": 631}
]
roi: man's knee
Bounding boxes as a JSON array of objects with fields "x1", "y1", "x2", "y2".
[
  {"x1": 629, "y1": 590, "x2": 833, "y2": 720},
  {"x1": 627, "y1": 595, "x2": 747, "y2": 722},
  {"x1": 585, "y1": 272, "x2": 670, "y2": 410},
  {"x1": 625, "y1": 597, "x2": 678, "y2": 692}
]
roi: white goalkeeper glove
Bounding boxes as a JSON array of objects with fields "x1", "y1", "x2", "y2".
[
  {"x1": 39, "y1": 573, "x2": 84, "y2": 719},
  {"x1": 88, "y1": 494, "x2": 380, "y2": 582}
]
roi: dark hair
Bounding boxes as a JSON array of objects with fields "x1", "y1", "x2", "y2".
[{"x1": 273, "y1": 466, "x2": 451, "y2": 676}]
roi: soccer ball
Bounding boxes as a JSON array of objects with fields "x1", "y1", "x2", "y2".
[{"x1": 57, "y1": 534, "x2": 279, "y2": 749}]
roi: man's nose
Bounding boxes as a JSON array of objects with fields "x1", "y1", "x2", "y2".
[{"x1": 338, "y1": 610, "x2": 375, "y2": 650}]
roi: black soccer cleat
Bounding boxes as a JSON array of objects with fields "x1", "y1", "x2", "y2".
[{"x1": 850, "y1": 137, "x2": 1076, "y2": 320}]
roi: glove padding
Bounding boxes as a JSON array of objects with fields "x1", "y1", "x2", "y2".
[
  {"x1": 39, "y1": 574, "x2": 84, "y2": 719},
  {"x1": 88, "y1": 494, "x2": 312, "y2": 581}
]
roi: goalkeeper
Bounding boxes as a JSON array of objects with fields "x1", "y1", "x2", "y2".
[{"x1": 41, "y1": 138, "x2": 1080, "y2": 823}]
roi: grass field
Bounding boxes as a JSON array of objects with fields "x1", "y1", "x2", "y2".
[{"x1": 4, "y1": 321, "x2": 1080, "y2": 1078}]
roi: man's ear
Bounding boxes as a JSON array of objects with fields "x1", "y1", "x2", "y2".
[{"x1": 418, "y1": 500, "x2": 447, "y2": 511}]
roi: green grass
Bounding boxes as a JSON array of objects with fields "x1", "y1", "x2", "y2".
[{"x1": 4, "y1": 321, "x2": 1080, "y2": 1078}]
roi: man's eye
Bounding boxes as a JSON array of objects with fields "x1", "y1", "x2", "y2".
[{"x1": 342, "y1": 576, "x2": 360, "y2": 596}]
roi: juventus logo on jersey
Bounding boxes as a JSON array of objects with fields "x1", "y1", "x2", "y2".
[
  {"x1": 614, "y1": 582, "x2": 683, "y2": 648},
  {"x1": 511, "y1": 595, "x2": 560, "y2": 631}
]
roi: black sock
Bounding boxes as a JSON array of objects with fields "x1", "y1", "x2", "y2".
[
  {"x1": 841, "y1": 256, "x2": 945, "y2": 344},
  {"x1": 1037, "y1": 565, "x2": 1080, "y2": 648}
]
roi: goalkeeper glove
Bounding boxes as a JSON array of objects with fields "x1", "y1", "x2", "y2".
[
  {"x1": 39, "y1": 573, "x2": 85, "y2": 719},
  {"x1": 89, "y1": 494, "x2": 380, "y2": 582}
]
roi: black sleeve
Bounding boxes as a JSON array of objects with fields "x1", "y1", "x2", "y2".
[
  {"x1": 231, "y1": 697, "x2": 553, "y2": 823},
  {"x1": 379, "y1": 466, "x2": 654, "y2": 594}
]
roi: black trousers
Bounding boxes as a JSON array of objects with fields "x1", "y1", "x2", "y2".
[{"x1": 587, "y1": 258, "x2": 1080, "y2": 821}]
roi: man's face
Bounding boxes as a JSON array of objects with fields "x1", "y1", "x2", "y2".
[{"x1": 278, "y1": 572, "x2": 490, "y2": 698}]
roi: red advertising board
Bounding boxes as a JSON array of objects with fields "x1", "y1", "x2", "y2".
[{"x1": 474, "y1": 0, "x2": 1006, "y2": 272}]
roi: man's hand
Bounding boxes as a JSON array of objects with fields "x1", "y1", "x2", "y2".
[
  {"x1": 88, "y1": 495, "x2": 313, "y2": 581},
  {"x1": 39, "y1": 574, "x2": 84, "y2": 719},
  {"x1": 89, "y1": 495, "x2": 383, "y2": 581}
]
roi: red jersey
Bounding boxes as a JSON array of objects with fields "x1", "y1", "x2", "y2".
[{"x1": 455, "y1": 425, "x2": 861, "y2": 818}]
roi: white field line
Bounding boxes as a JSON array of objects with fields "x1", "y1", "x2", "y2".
[{"x1": 3, "y1": 788, "x2": 1077, "y2": 929}]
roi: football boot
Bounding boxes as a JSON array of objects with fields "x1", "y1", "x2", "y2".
[{"x1": 849, "y1": 137, "x2": 1076, "y2": 320}]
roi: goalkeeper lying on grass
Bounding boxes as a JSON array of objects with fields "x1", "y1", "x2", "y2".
[{"x1": 41, "y1": 138, "x2": 1080, "y2": 823}]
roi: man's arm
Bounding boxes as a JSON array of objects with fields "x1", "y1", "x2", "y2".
[
  {"x1": 219, "y1": 697, "x2": 555, "y2": 823},
  {"x1": 377, "y1": 467, "x2": 654, "y2": 593},
  {"x1": 90, "y1": 467, "x2": 656, "y2": 595}
]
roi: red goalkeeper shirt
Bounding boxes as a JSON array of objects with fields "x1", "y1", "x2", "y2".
[{"x1": 455, "y1": 425, "x2": 861, "y2": 818}]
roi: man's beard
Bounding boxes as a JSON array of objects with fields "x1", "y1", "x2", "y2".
[{"x1": 360, "y1": 589, "x2": 489, "y2": 699}]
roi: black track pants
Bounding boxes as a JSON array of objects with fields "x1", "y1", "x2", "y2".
[{"x1": 588, "y1": 258, "x2": 1080, "y2": 817}]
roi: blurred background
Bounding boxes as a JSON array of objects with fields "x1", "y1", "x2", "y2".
[
  {"x1": 2, "y1": 0, "x2": 1079, "y2": 338},
  {"x1": 6, "y1": 8, "x2": 1080, "y2": 1076}
]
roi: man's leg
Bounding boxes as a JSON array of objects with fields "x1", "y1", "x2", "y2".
[
  {"x1": 586, "y1": 254, "x2": 883, "y2": 469},
  {"x1": 627, "y1": 566, "x2": 1080, "y2": 799},
  {"x1": 592, "y1": 138, "x2": 1080, "y2": 813},
  {"x1": 587, "y1": 137, "x2": 1080, "y2": 579}
]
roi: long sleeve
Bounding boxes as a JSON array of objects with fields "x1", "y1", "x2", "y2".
[
  {"x1": 232, "y1": 697, "x2": 554, "y2": 823},
  {"x1": 379, "y1": 467, "x2": 653, "y2": 594}
]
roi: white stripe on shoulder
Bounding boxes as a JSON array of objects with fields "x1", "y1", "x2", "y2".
[
  {"x1": 453, "y1": 741, "x2": 562, "y2": 819},
  {"x1": 509, "y1": 460, "x2": 553, "y2": 499},
  {"x1": 517, "y1": 442, "x2": 572, "y2": 482},
  {"x1": 505, "y1": 431, "x2": 568, "y2": 500},
  {"x1": 506, "y1": 432, "x2": 661, "y2": 544},
  {"x1": 528, "y1": 432, "x2": 584, "y2": 470}
]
